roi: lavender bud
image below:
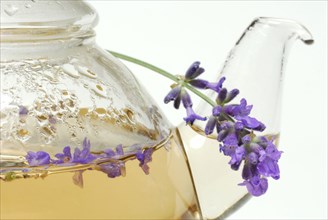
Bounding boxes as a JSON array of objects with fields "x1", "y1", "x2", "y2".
[
  {"x1": 173, "y1": 95, "x2": 181, "y2": 109},
  {"x1": 185, "y1": 61, "x2": 205, "y2": 79},
  {"x1": 242, "y1": 134, "x2": 251, "y2": 144},
  {"x1": 164, "y1": 86, "x2": 181, "y2": 104},
  {"x1": 217, "y1": 129, "x2": 229, "y2": 142},
  {"x1": 235, "y1": 121, "x2": 244, "y2": 130},
  {"x1": 212, "y1": 105, "x2": 222, "y2": 116},
  {"x1": 205, "y1": 116, "x2": 217, "y2": 135},
  {"x1": 189, "y1": 79, "x2": 209, "y2": 89},
  {"x1": 225, "y1": 89, "x2": 240, "y2": 103},
  {"x1": 217, "y1": 88, "x2": 227, "y2": 104},
  {"x1": 181, "y1": 90, "x2": 193, "y2": 108}
]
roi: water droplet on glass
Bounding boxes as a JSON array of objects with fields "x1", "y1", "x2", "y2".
[
  {"x1": 92, "y1": 84, "x2": 107, "y2": 97},
  {"x1": 95, "y1": 108, "x2": 106, "y2": 117},
  {"x1": 4, "y1": 4, "x2": 19, "y2": 16},
  {"x1": 17, "y1": 129, "x2": 31, "y2": 142},
  {"x1": 77, "y1": 66, "x2": 97, "y2": 79},
  {"x1": 62, "y1": 64, "x2": 79, "y2": 78},
  {"x1": 24, "y1": 4, "x2": 31, "y2": 8}
]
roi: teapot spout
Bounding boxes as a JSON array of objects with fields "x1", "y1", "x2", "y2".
[
  {"x1": 217, "y1": 17, "x2": 313, "y2": 134},
  {"x1": 197, "y1": 17, "x2": 313, "y2": 135}
]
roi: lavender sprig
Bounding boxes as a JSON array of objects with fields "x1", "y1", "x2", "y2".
[{"x1": 163, "y1": 61, "x2": 282, "y2": 197}]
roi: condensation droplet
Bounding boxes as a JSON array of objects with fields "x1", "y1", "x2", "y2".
[
  {"x1": 95, "y1": 108, "x2": 106, "y2": 116},
  {"x1": 62, "y1": 90, "x2": 69, "y2": 96},
  {"x1": 24, "y1": 4, "x2": 31, "y2": 8},
  {"x1": 17, "y1": 129, "x2": 29, "y2": 137},
  {"x1": 92, "y1": 84, "x2": 107, "y2": 97},
  {"x1": 77, "y1": 66, "x2": 97, "y2": 79},
  {"x1": 62, "y1": 64, "x2": 79, "y2": 78},
  {"x1": 96, "y1": 85, "x2": 103, "y2": 91},
  {"x1": 4, "y1": 4, "x2": 19, "y2": 16},
  {"x1": 17, "y1": 129, "x2": 31, "y2": 142},
  {"x1": 79, "y1": 108, "x2": 89, "y2": 116}
]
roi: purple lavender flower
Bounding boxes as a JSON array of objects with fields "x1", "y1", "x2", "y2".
[
  {"x1": 26, "y1": 151, "x2": 50, "y2": 166},
  {"x1": 242, "y1": 159, "x2": 259, "y2": 180},
  {"x1": 239, "y1": 175, "x2": 268, "y2": 197},
  {"x1": 71, "y1": 138, "x2": 96, "y2": 164},
  {"x1": 238, "y1": 116, "x2": 266, "y2": 131},
  {"x1": 257, "y1": 142, "x2": 282, "y2": 180},
  {"x1": 225, "y1": 89, "x2": 240, "y2": 103},
  {"x1": 185, "y1": 61, "x2": 205, "y2": 79},
  {"x1": 216, "y1": 121, "x2": 238, "y2": 143},
  {"x1": 54, "y1": 146, "x2": 72, "y2": 163},
  {"x1": 100, "y1": 161, "x2": 125, "y2": 178},
  {"x1": 224, "y1": 98, "x2": 252, "y2": 117},
  {"x1": 229, "y1": 146, "x2": 246, "y2": 170},
  {"x1": 104, "y1": 148, "x2": 116, "y2": 158},
  {"x1": 188, "y1": 79, "x2": 209, "y2": 89},
  {"x1": 223, "y1": 99, "x2": 266, "y2": 131},
  {"x1": 205, "y1": 77, "x2": 225, "y2": 93},
  {"x1": 183, "y1": 106, "x2": 207, "y2": 125},
  {"x1": 205, "y1": 116, "x2": 218, "y2": 135},
  {"x1": 181, "y1": 89, "x2": 193, "y2": 108},
  {"x1": 115, "y1": 144, "x2": 124, "y2": 156},
  {"x1": 189, "y1": 77, "x2": 226, "y2": 94},
  {"x1": 164, "y1": 86, "x2": 182, "y2": 108},
  {"x1": 136, "y1": 148, "x2": 154, "y2": 174},
  {"x1": 104, "y1": 144, "x2": 125, "y2": 159},
  {"x1": 217, "y1": 88, "x2": 228, "y2": 104}
]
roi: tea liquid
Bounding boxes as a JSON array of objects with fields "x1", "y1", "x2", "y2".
[{"x1": 0, "y1": 135, "x2": 201, "y2": 219}]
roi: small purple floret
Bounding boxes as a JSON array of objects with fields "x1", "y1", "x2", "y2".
[
  {"x1": 26, "y1": 151, "x2": 50, "y2": 166},
  {"x1": 228, "y1": 146, "x2": 246, "y2": 170},
  {"x1": 104, "y1": 148, "x2": 116, "y2": 158},
  {"x1": 115, "y1": 144, "x2": 124, "y2": 156},
  {"x1": 100, "y1": 162, "x2": 125, "y2": 178},
  {"x1": 185, "y1": 61, "x2": 205, "y2": 79},
  {"x1": 183, "y1": 106, "x2": 207, "y2": 125},
  {"x1": 239, "y1": 176, "x2": 268, "y2": 197},
  {"x1": 205, "y1": 116, "x2": 217, "y2": 135},
  {"x1": 206, "y1": 77, "x2": 226, "y2": 93},
  {"x1": 217, "y1": 88, "x2": 227, "y2": 103},
  {"x1": 55, "y1": 146, "x2": 72, "y2": 163},
  {"x1": 136, "y1": 148, "x2": 154, "y2": 174},
  {"x1": 189, "y1": 79, "x2": 209, "y2": 89},
  {"x1": 164, "y1": 86, "x2": 181, "y2": 105},
  {"x1": 225, "y1": 89, "x2": 240, "y2": 103},
  {"x1": 71, "y1": 138, "x2": 96, "y2": 164},
  {"x1": 257, "y1": 142, "x2": 282, "y2": 179},
  {"x1": 237, "y1": 116, "x2": 266, "y2": 131},
  {"x1": 181, "y1": 90, "x2": 193, "y2": 108}
]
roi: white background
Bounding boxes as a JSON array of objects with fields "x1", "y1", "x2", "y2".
[{"x1": 88, "y1": 1, "x2": 327, "y2": 219}]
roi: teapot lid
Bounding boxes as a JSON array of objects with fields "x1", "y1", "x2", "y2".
[{"x1": 0, "y1": 0, "x2": 98, "y2": 40}]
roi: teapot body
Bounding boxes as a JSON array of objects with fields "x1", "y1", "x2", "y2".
[{"x1": 1, "y1": 1, "x2": 194, "y2": 219}]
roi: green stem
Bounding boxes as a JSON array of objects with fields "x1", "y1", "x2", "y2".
[{"x1": 108, "y1": 50, "x2": 216, "y2": 107}]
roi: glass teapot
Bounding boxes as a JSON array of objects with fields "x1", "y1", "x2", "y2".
[{"x1": 0, "y1": 1, "x2": 313, "y2": 219}]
